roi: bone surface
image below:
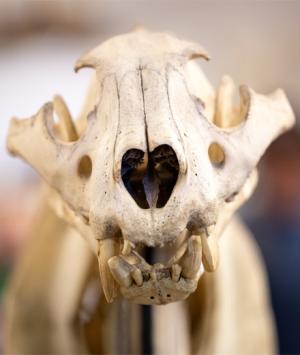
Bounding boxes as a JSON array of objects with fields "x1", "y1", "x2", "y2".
[
  {"x1": 6, "y1": 29, "x2": 294, "y2": 305},
  {"x1": 5, "y1": 28, "x2": 295, "y2": 354}
]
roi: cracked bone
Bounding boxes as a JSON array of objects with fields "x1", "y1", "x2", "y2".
[{"x1": 7, "y1": 32, "x2": 295, "y2": 249}]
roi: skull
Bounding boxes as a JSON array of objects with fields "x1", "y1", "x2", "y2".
[{"x1": 7, "y1": 30, "x2": 295, "y2": 305}]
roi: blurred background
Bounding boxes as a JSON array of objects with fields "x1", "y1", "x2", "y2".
[{"x1": 0, "y1": 1, "x2": 299, "y2": 354}]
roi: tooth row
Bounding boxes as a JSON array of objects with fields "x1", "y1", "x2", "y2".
[
  {"x1": 99, "y1": 225, "x2": 219, "y2": 303},
  {"x1": 108, "y1": 235, "x2": 204, "y2": 291}
]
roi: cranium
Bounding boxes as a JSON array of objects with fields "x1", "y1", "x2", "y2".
[{"x1": 7, "y1": 30, "x2": 294, "y2": 305}]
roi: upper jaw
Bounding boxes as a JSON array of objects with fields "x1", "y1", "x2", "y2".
[{"x1": 91, "y1": 183, "x2": 219, "y2": 248}]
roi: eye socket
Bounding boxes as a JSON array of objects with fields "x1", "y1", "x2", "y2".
[
  {"x1": 78, "y1": 155, "x2": 92, "y2": 179},
  {"x1": 208, "y1": 142, "x2": 225, "y2": 167}
]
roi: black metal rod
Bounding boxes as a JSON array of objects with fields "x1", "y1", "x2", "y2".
[
  {"x1": 141, "y1": 246, "x2": 154, "y2": 355},
  {"x1": 141, "y1": 305, "x2": 153, "y2": 355}
]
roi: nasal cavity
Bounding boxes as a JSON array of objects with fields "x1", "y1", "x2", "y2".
[{"x1": 121, "y1": 145, "x2": 179, "y2": 209}]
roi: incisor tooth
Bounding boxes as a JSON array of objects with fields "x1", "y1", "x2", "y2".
[
  {"x1": 171, "y1": 264, "x2": 182, "y2": 282},
  {"x1": 97, "y1": 239, "x2": 119, "y2": 303},
  {"x1": 200, "y1": 228, "x2": 219, "y2": 272},
  {"x1": 131, "y1": 268, "x2": 143, "y2": 286},
  {"x1": 108, "y1": 256, "x2": 133, "y2": 288},
  {"x1": 179, "y1": 235, "x2": 202, "y2": 279}
]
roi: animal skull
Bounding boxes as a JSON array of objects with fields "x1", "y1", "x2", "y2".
[{"x1": 7, "y1": 30, "x2": 294, "y2": 305}]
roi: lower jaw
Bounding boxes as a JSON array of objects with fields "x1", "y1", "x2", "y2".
[
  {"x1": 97, "y1": 226, "x2": 219, "y2": 305},
  {"x1": 120, "y1": 270, "x2": 200, "y2": 305}
]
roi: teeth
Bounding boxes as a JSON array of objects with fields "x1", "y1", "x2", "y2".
[
  {"x1": 179, "y1": 235, "x2": 202, "y2": 279},
  {"x1": 171, "y1": 264, "x2": 182, "y2": 282},
  {"x1": 200, "y1": 227, "x2": 219, "y2": 272},
  {"x1": 97, "y1": 225, "x2": 218, "y2": 302},
  {"x1": 131, "y1": 268, "x2": 143, "y2": 286},
  {"x1": 121, "y1": 239, "x2": 133, "y2": 256},
  {"x1": 97, "y1": 239, "x2": 119, "y2": 303},
  {"x1": 123, "y1": 255, "x2": 145, "y2": 269},
  {"x1": 108, "y1": 256, "x2": 133, "y2": 288},
  {"x1": 167, "y1": 241, "x2": 188, "y2": 266}
]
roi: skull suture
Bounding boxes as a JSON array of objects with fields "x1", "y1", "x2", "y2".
[{"x1": 7, "y1": 30, "x2": 294, "y2": 305}]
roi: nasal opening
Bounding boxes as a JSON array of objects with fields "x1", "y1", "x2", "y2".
[{"x1": 121, "y1": 145, "x2": 179, "y2": 209}]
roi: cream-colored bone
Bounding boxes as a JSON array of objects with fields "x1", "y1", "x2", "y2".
[
  {"x1": 121, "y1": 239, "x2": 133, "y2": 256},
  {"x1": 108, "y1": 256, "x2": 133, "y2": 288},
  {"x1": 7, "y1": 30, "x2": 295, "y2": 253},
  {"x1": 5, "y1": 29, "x2": 293, "y2": 354},
  {"x1": 53, "y1": 95, "x2": 78, "y2": 141},
  {"x1": 171, "y1": 264, "x2": 182, "y2": 282},
  {"x1": 74, "y1": 30, "x2": 209, "y2": 74},
  {"x1": 200, "y1": 227, "x2": 219, "y2": 272},
  {"x1": 6, "y1": 29, "x2": 295, "y2": 299},
  {"x1": 214, "y1": 75, "x2": 239, "y2": 128},
  {"x1": 131, "y1": 268, "x2": 143, "y2": 286},
  {"x1": 179, "y1": 235, "x2": 202, "y2": 279},
  {"x1": 167, "y1": 239, "x2": 188, "y2": 266},
  {"x1": 230, "y1": 86, "x2": 295, "y2": 167},
  {"x1": 97, "y1": 239, "x2": 119, "y2": 303}
]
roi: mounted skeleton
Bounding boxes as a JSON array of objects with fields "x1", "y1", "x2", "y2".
[{"x1": 5, "y1": 30, "x2": 294, "y2": 354}]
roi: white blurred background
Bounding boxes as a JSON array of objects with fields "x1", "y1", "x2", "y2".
[{"x1": 0, "y1": 1, "x2": 300, "y2": 354}]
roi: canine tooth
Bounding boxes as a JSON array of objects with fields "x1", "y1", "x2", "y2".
[
  {"x1": 200, "y1": 231, "x2": 219, "y2": 272},
  {"x1": 179, "y1": 235, "x2": 202, "y2": 279},
  {"x1": 171, "y1": 264, "x2": 182, "y2": 282},
  {"x1": 122, "y1": 239, "x2": 132, "y2": 256},
  {"x1": 167, "y1": 241, "x2": 188, "y2": 266},
  {"x1": 131, "y1": 267, "x2": 143, "y2": 286},
  {"x1": 97, "y1": 239, "x2": 118, "y2": 303},
  {"x1": 108, "y1": 256, "x2": 133, "y2": 288}
]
